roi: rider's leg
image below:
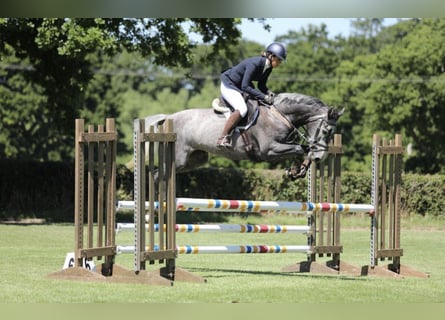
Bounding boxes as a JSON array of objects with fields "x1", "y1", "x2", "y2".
[
  {"x1": 217, "y1": 110, "x2": 242, "y2": 147},
  {"x1": 217, "y1": 83, "x2": 247, "y2": 148}
]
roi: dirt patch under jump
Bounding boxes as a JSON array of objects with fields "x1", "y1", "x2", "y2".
[{"x1": 47, "y1": 264, "x2": 174, "y2": 286}]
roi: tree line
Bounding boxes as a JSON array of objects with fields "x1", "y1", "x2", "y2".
[{"x1": 1, "y1": 18, "x2": 444, "y2": 174}]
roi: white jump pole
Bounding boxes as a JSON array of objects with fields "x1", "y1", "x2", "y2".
[
  {"x1": 117, "y1": 244, "x2": 311, "y2": 255},
  {"x1": 118, "y1": 198, "x2": 374, "y2": 213},
  {"x1": 116, "y1": 223, "x2": 310, "y2": 233}
]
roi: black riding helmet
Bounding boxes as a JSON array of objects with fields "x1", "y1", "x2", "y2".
[{"x1": 265, "y1": 42, "x2": 287, "y2": 61}]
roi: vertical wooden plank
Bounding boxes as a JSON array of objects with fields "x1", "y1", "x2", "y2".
[
  {"x1": 96, "y1": 125, "x2": 104, "y2": 254},
  {"x1": 394, "y1": 134, "x2": 403, "y2": 256},
  {"x1": 380, "y1": 138, "x2": 387, "y2": 255},
  {"x1": 165, "y1": 119, "x2": 176, "y2": 273},
  {"x1": 166, "y1": 119, "x2": 176, "y2": 251},
  {"x1": 87, "y1": 125, "x2": 95, "y2": 250},
  {"x1": 326, "y1": 150, "x2": 333, "y2": 249},
  {"x1": 333, "y1": 134, "x2": 342, "y2": 248},
  {"x1": 308, "y1": 161, "x2": 317, "y2": 262},
  {"x1": 134, "y1": 118, "x2": 145, "y2": 272},
  {"x1": 104, "y1": 123, "x2": 112, "y2": 247},
  {"x1": 157, "y1": 123, "x2": 165, "y2": 262},
  {"x1": 388, "y1": 139, "x2": 395, "y2": 252},
  {"x1": 371, "y1": 134, "x2": 380, "y2": 267},
  {"x1": 317, "y1": 161, "x2": 324, "y2": 256},
  {"x1": 74, "y1": 119, "x2": 84, "y2": 268},
  {"x1": 106, "y1": 118, "x2": 116, "y2": 248},
  {"x1": 148, "y1": 123, "x2": 155, "y2": 262}
]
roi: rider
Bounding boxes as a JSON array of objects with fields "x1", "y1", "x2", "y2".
[{"x1": 216, "y1": 42, "x2": 287, "y2": 148}]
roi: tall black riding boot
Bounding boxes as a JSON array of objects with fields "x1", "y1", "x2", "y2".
[{"x1": 216, "y1": 110, "x2": 242, "y2": 148}]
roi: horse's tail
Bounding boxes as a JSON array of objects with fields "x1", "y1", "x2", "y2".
[
  {"x1": 125, "y1": 114, "x2": 168, "y2": 170},
  {"x1": 144, "y1": 114, "x2": 168, "y2": 130}
]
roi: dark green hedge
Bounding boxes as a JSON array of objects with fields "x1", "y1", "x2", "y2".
[
  {"x1": 0, "y1": 160, "x2": 74, "y2": 222},
  {"x1": 1, "y1": 160, "x2": 444, "y2": 222}
]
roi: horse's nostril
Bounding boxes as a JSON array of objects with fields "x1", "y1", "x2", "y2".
[{"x1": 314, "y1": 157, "x2": 321, "y2": 163}]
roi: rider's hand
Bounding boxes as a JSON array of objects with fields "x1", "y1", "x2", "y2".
[{"x1": 264, "y1": 95, "x2": 274, "y2": 105}]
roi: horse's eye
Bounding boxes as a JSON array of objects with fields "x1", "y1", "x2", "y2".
[{"x1": 323, "y1": 128, "x2": 332, "y2": 136}]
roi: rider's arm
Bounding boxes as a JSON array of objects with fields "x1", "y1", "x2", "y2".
[
  {"x1": 257, "y1": 68, "x2": 272, "y2": 95},
  {"x1": 240, "y1": 61, "x2": 268, "y2": 100}
]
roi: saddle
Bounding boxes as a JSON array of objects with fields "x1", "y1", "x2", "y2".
[
  {"x1": 212, "y1": 95, "x2": 261, "y2": 133},
  {"x1": 212, "y1": 95, "x2": 262, "y2": 160}
]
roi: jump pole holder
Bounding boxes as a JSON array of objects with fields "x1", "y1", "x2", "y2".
[
  {"x1": 74, "y1": 118, "x2": 117, "y2": 275},
  {"x1": 363, "y1": 134, "x2": 428, "y2": 277},
  {"x1": 283, "y1": 134, "x2": 361, "y2": 275},
  {"x1": 133, "y1": 118, "x2": 204, "y2": 282},
  {"x1": 50, "y1": 118, "x2": 173, "y2": 285}
]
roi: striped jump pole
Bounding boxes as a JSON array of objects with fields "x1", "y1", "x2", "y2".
[
  {"x1": 176, "y1": 198, "x2": 373, "y2": 213},
  {"x1": 116, "y1": 223, "x2": 310, "y2": 234},
  {"x1": 117, "y1": 245, "x2": 310, "y2": 255},
  {"x1": 118, "y1": 198, "x2": 373, "y2": 214}
]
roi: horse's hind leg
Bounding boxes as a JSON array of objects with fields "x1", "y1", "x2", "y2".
[{"x1": 177, "y1": 150, "x2": 209, "y2": 173}]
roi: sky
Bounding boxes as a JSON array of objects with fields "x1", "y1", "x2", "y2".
[{"x1": 239, "y1": 18, "x2": 401, "y2": 45}]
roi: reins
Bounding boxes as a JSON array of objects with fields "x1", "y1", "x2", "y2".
[
  {"x1": 269, "y1": 105, "x2": 305, "y2": 144},
  {"x1": 269, "y1": 104, "x2": 331, "y2": 152}
]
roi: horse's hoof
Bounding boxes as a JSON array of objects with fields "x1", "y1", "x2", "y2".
[
  {"x1": 285, "y1": 166, "x2": 307, "y2": 180},
  {"x1": 294, "y1": 165, "x2": 308, "y2": 179}
]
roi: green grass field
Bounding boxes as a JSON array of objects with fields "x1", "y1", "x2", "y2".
[{"x1": 0, "y1": 215, "x2": 444, "y2": 303}]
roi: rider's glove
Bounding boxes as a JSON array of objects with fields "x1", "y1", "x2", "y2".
[{"x1": 264, "y1": 95, "x2": 274, "y2": 105}]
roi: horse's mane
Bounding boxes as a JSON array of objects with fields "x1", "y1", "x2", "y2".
[{"x1": 274, "y1": 93, "x2": 328, "y2": 110}]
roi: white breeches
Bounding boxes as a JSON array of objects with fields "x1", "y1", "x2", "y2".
[{"x1": 220, "y1": 82, "x2": 248, "y2": 117}]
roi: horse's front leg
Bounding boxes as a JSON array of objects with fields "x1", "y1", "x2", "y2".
[
  {"x1": 266, "y1": 142, "x2": 310, "y2": 179},
  {"x1": 285, "y1": 158, "x2": 311, "y2": 180},
  {"x1": 266, "y1": 142, "x2": 305, "y2": 157}
]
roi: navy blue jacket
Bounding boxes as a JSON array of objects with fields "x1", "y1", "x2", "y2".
[{"x1": 221, "y1": 56, "x2": 271, "y2": 100}]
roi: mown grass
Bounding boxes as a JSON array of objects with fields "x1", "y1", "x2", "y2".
[{"x1": 0, "y1": 215, "x2": 444, "y2": 303}]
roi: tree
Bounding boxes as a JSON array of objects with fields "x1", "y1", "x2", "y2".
[
  {"x1": 273, "y1": 23, "x2": 344, "y2": 97},
  {"x1": 361, "y1": 18, "x2": 445, "y2": 174},
  {"x1": 328, "y1": 18, "x2": 445, "y2": 174},
  {"x1": 0, "y1": 18, "x2": 248, "y2": 161}
]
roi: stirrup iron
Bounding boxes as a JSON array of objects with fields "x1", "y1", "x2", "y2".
[{"x1": 216, "y1": 135, "x2": 232, "y2": 148}]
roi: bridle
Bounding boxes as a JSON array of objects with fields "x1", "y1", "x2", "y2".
[
  {"x1": 306, "y1": 116, "x2": 336, "y2": 153},
  {"x1": 269, "y1": 105, "x2": 335, "y2": 153}
]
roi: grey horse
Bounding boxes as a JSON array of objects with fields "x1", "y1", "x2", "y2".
[{"x1": 144, "y1": 92, "x2": 344, "y2": 179}]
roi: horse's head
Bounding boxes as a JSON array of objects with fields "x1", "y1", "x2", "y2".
[
  {"x1": 306, "y1": 107, "x2": 344, "y2": 163},
  {"x1": 273, "y1": 93, "x2": 345, "y2": 164}
]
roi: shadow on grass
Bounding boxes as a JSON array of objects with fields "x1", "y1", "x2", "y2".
[{"x1": 182, "y1": 266, "x2": 369, "y2": 281}]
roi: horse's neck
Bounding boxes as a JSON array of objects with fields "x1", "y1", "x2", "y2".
[{"x1": 276, "y1": 103, "x2": 323, "y2": 127}]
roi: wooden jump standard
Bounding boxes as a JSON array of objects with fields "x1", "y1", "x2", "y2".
[
  {"x1": 361, "y1": 134, "x2": 428, "y2": 277},
  {"x1": 73, "y1": 118, "x2": 117, "y2": 276}
]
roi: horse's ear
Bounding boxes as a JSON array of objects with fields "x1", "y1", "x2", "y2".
[
  {"x1": 337, "y1": 107, "x2": 345, "y2": 117},
  {"x1": 328, "y1": 107, "x2": 345, "y2": 120}
]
